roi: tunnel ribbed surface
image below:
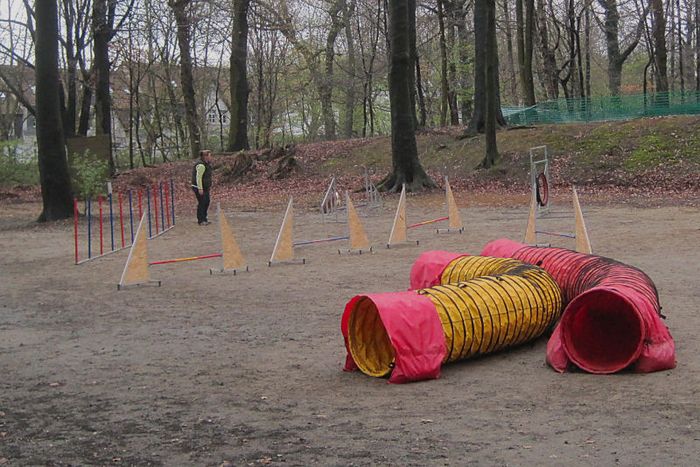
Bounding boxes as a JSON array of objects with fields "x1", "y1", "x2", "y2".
[
  {"x1": 421, "y1": 261, "x2": 563, "y2": 363},
  {"x1": 343, "y1": 257, "x2": 563, "y2": 382},
  {"x1": 481, "y1": 239, "x2": 676, "y2": 373}
]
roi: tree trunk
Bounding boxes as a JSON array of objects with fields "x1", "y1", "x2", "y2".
[
  {"x1": 651, "y1": 0, "x2": 669, "y2": 96},
  {"x1": 35, "y1": 0, "x2": 73, "y2": 221},
  {"x1": 228, "y1": 0, "x2": 250, "y2": 151},
  {"x1": 438, "y1": 0, "x2": 450, "y2": 126},
  {"x1": 62, "y1": 1, "x2": 77, "y2": 138},
  {"x1": 585, "y1": 3, "x2": 591, "y2": 99},
  {"x1": 343, "y1": 0, "x2": 357, "y2": 138},
  {"x1": 516, "y1": 0, "x2": 536, "y2": 105},
  {"x1": 454, "y1": 4, "x2": 472, "y2": 122},
  {"x1": 566, "y1": 0, "x2": 580, "y2": 98},
  {"x1": 446, "y1": 6, "x2": 459, "y2": 124},
  {"x1": 467, "y1": 0, "x2": 506, "y2": 133},
  {"x1": 93, "y1": 0, "x2": 115, "y2": 174},
  {"x1": 676, "y1": 0, "x2": 684, "y2": 93},
  {"x1": 170, "y1": 0, "x2": 202, "y2": 158},
  {"x1": 415, "y1": 55, "x2": 428, "y2": 128},
  {"x1": 407, "y1": 0, "x2": 419, "y2": 129},
  {"x1": 482, "y1": 0, "x2": 498, "y2": 168},
  {"x1": 381, "y1": 0, "x2": 435, "y2": 192},
  {"x1": 503, "y1": 0, "x2": 519, "y2": 103},
  {"x1": 320, "y1": 0, "x2": 345, "y2": 141},
  {"x1": 696, "y1": 0, "x2": 700, "y2": 92},
  {"x1": 602, "y1": 0, "x2": 623, "y2": 95},
  {"x1": 77, "y1": 80, "x2": 92, "y2": 136},
  {"x1": 600, "y1": 0, "x2": 645, "y2": 96},
  {"x1": 537, "y1": 0, "x2": 558, "y2": 99}
]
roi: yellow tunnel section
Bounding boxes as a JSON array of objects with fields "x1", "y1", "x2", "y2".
[
  {"x1": 347, "y1": 296, "x2": 395, "y2": 377},
  {"x1": 427, "y1": 256, "x2": 563, "y2": 363},
  {"x1": 346, "y1": 256, "x2": 563, "y2": 377}
]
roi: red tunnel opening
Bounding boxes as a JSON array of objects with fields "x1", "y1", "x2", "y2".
[{"x1": 561, "y1": 289, "x2": 646, "y2": 374}]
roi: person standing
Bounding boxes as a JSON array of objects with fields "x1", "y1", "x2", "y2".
[{"x1": 191, "y1": 149, "x2": 213, "y2": 225}]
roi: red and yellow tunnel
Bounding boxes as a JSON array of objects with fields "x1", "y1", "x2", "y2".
[
  {"x1": 410, "y1": 240, "x2": 676, "y2": 374},
  {"x1": 341, "y1": 256, "x2": 563, "y2": 383}
]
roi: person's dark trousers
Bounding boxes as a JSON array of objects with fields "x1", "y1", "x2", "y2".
[{"x1": 192, "y1": 187, "x2": 210, "y2": 224}]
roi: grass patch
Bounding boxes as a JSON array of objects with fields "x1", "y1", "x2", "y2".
[
  {"x1": 0, "y1": 141, "x2": 39, "y2": 187},
  {"x1": 625, "y1": 134, "x2": 678, "y2": 170}
]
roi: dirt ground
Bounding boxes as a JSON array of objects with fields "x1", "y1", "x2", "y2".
[{"x1": 1, "y1": 192, "x2": 699, "y2": 466}]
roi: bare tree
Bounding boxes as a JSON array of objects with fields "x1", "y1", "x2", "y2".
[
  {"x1": 651, "y1": 0, "x2": 668, "y2": 95},
  {"x1": 598, "y1": 0, "x2": 647, "y2": 95},
  {"x1": 228, "y1": 0, "x2": 251, "y2": 151},
  {"x1": 169, "y1": 0, "x2": 201, "y2": 157},
  {"x1": 482, "y1": 0, "x2": 499, "y2": 168},
  {"x1": 382, "y1": 0, "x2": 434, "y2": 192},
  {"x1": 35, "y1": 0, "x2": 73, "y2": 221},
  {"x1": 516, "y1": 0, "x2": 536, "y2": 105}
]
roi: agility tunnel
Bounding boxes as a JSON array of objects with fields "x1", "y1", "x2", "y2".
[
  {"x1": 341, "y1": 257, "x2": 563, "y2": 383},
  {"x1": 411, "y1": 241, "x2": 676, "y2": 374}
]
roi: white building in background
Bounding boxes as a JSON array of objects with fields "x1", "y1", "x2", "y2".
[{"x1": 1, "y1": 63, "x2": 233, "y2": 162}]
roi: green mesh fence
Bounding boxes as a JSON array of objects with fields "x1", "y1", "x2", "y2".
[{"x1": 503, "y1": 91, "x2": 700, "y2": 126}]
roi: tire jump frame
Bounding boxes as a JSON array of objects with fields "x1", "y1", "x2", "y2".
[
  {"x1": 386, "y1": 177, "x2": 463, "y2": 249},
  {"x1": 524, "y1": 185, "x2": 592, "y2": 254},
  {"x1": 341, "y1": 255, "x2": 563, "y2": 383}
]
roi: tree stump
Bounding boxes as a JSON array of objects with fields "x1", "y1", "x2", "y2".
[
  {"x1": 220, "y1": 152, "x2": 254, "y2": 182},
  {"x1": 268, "y1": 155, "x2": 299, "y2": 180}
]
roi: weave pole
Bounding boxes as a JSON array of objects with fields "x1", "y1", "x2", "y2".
[
  {"x1": 87, "y1": 198, "x2": 92, "y2": 259},
  {"x1": 109, "y1": 193, "x2": 115, "y2": 252},
  {"x1": 164, "y1": 182, "x2": 171, "y2": 227},
  {"x1": 159, "y1": 182, "x2": 165, "y2": 230},
  {"x1": 98, "y1": 196, "x2": 104, "y2": 255},
  {"x1": 128, "y1": 190, "x2": 135, "y2": 243},
  {"x1": 153, "y1": 184, "x2": 160, "y2": 234},
  {"x1": 118, "y1": 192, "x2": 125, "y2": 248},
  {"x1": 170, "y1": 179, "x2": 176, "y2": 225},
  {"x1": 73, "y1": 198, "x2": 79, "y2": 264},
  {"x1": 138, "y1": 189, "x2": 143, "y2": 219},
  {"x1": 146, "y1": 187, "x2": 152, "y2": 237}
]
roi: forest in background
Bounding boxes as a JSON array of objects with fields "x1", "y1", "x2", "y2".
[{"x1": 1, "y1": 0, "x2": 699, "y2": 218}]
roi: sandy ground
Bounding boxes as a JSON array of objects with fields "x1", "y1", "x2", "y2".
[{"x1": 1, "y1": 192, "x2": 699, "y2": 466}]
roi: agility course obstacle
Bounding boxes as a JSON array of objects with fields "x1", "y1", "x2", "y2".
[
  {"x1": 270, "y1": 195, "x2": 373, "y2": 264},
  {"x1": 341, "y1": 256, "x2": 562, "y2": 383},
  {"x1": 437, "y1": 177, "x2": 464, "y2": 233},
  {"x1": 480, "y1": 239, "x2": 676, "y2": 374},
  {"x1": 269, "y1": 198, "x2": 306, "y2": 266},
  {"x1": 530, "y1": 145, "x2": 550, "y2": 213},
  {"x1": 74, "y1": 179, "x2": 175, "y2": 265},
  {"x1": 210, "y1": 203, "x2": 249, "y2": 275},
  {"x1": 118, "y1": 205, "x2": 248, "y2": 289},
  {"x1": 320, "y1": 168, "x2": 383, "y2": 223},
  {"x1": 386, "y1": 184, "x2": 415, "y2": 248},
  {"x1": 524, "y1": 186, "x2": 592, "y2": 253},
  {"x1": 339, "y1": 192, "x2": 372, "y2": 254},
  {"x1": 117, "y1": 214, "x2": 161, "y2": 290},
  {"x1": 386, "y1": 179, "x2": 463, "y2": 248}
]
